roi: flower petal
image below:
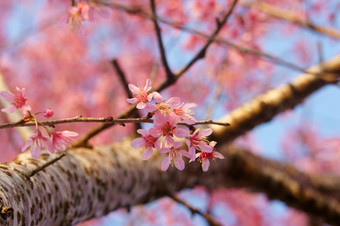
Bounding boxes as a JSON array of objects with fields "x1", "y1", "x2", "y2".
[
  {"x1": 142, "y1": 147, "x2": 153, "y2": 160},
  {"x1": 202, "y1": 159, "x2": 210, "y2": 172},
  {"x1": 161, "y1": 157, "x2": 170, "y2": 171},
  {"x1": 130, "y1": 138, "x2": 146, "y2": 148},
  {"x1": 174, "y1": 157, "x2": 185, "y2": 170}
]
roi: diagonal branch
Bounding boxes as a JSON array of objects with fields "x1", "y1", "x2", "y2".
[
  {"x1": 150, "y1": 0, "x2": 174, "y2": 82},
  {"x1": 210, "y1": 54, "x2": 340, "y2": 144},
  {"x1": 241, "y1": 1, "x2": 340, "y2": 39},
  {"x1": 111, "y1": 59, "x2": 133, "y2": 99},
  {"x1": 1, "y1": 141, "x2": 340, "y2": 225}
]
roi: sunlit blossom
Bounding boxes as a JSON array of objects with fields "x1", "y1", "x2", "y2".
[
  {"x1": 0, "y1": 87, "x2": 31, "y2": 114},
  {"x1": 186, "y1": 128, "x2": 213, "y2": 161},
  {"x1": 22, "y1": 129, "x2": 54, "y2": 159},
  {"x1": 160, "y1": 141, "x2": 190, "y2": 171},
  {"x1": 50, "y1": 130, "x2": 79, "y2": 152},
  {"x1": 131, "y1": 129, "x2": 161, "y2": 160},
  {"x1": 196, "y1": 141, "x2": 224, "y2": 172},
  {"x1": 127, "y1": 79, "x2": 156, "y2": 109}
]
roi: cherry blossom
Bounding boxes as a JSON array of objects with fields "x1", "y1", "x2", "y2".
[
  {"x1": 186, "y1": 128, "x2": 213, "y2": 160},
  {"x1": 131, "y1": 129, "x2": 161, "y2": 160},
  {"x1": 149, "y1": 113, "x2": 189, "y2": 147},
  {"x1": 50, "y1": 130, "x2": 79, "y2": 152},
  {"x1": 160, "y1": 141, "x2": 189, "y2": 171},
  {"x1": 127, "y1": 79, "x2": 155, "y2": 109},
  {"x1": 66, "y1": 2, "x2": 91, "y2": 30},
  {"x1": 0, "y1": 87, "x2": 31, "y2": 114},
  {"x1": 22, "y1": 129, "x2": 54, "y2": 159},
  {"x1": 173, "y1": 102, "x2": 197, "y2": 125},
  {"x1": 196, "y1": 141, "x2": 224, "y2": 172}
]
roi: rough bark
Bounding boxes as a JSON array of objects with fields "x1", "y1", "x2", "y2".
[{"x1": 1, "y1": 142, "x2": 340, "y2": 225}]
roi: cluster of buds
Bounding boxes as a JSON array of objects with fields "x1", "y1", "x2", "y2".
[
  {"x1": 128, "y1": 80, "x2": 224, "y2": 172},
  {"x1": 0, "y1": 88, "x2": 78, "y2": 159}
]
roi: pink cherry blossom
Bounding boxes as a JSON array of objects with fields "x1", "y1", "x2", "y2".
[
  {"x1": 131, "y1": 129, "x2": 161, "y2": 160},
  {"x1": 196, "y1": 141, "x2": 224, "y2": 172},
  {"x1": 0, "y1": 87, "x2": 31, "y2": 114},
  {"x1": 146, "y1": 93, "x2": 181, "y2": 116},
  {"x1": 43, "y1": 108, "x2": 54, "y2": 118},
  {"x1": 173, "y1": 102, "x2": 197, "y2": 124},
  {"x1": 50, "y1": 130, "x2": 79, "y2": 152},
  {"x1": 66, "y1": 2, "x2": 91, "y2": 30},
  {"x1": 22, "y1": 129, "x2": 54, "y2": 159},
  {"x1": 186, "y1": 128, "x2": 213, "y2": 161},
  {"x1": 149, "y1": 113, "x2": 189, "y2": 147},
  {"x1": 160, "y1": 141, "x2": 189, "y2": 171},
  {"x1": 127, "y1": 79, "x2": 155, "y2": 109}
]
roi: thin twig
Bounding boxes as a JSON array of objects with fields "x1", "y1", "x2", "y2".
[
  {"x1": 111, "y1": 59, "x2": 141, "y2": 131},
  {"x1": 0, "y1": 116, "x2": 229, "y2": 130},
  {"x1": 241, "y1": 1, "x2": 340, "y2": 39},
  {"x1": 111, "y1": 59, "x2": 133, "y2": 99},
  {"x1": 169, "y1": 193, "x2": 222, "y2": 226},
  {"x1": 150, "y1": 0, "x2": 174, "y2": 82},
  {"x1": 27, "y1": 152, "x2": 66, "y2": 177}
]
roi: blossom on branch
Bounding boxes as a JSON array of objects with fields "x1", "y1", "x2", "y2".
[
  {"x1": 160, "y1": 141, "x2": 189, "y2": 171},
  {"x1": 130, "y1": 129, "x2": 161, "y2": 160},
  {"x1": 127, "y1": 79, "x2": 156, "y2": 109},
  {"x1": 50, "y1": 130, "x2": 79, "y2": 152},
  {"x1": 43, "y1": 108, "x2": 54, "y2": 118},
  {"x1": 196, "y1": 141, "x2": 224, "y2": 172},
  {"x1": 186, "y1": 128, "x2": 213, "y2": 161},
  {"x1": 22, "y1": 129, "x2": 54, "y2": 159},
  {"x1": 0, "y1": 87, "x2": 31, "y2": 115}
]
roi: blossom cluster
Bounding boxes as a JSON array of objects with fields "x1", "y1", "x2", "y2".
[
  {"x1": 0, "y1": 88, "x2": 78, "y2": 159},
  {"x1": 128, "y1": 79, "x2": 224, "y2": 172},
  {"x1": 64, "y1": 0, "x2": 109, "y2": 31}
]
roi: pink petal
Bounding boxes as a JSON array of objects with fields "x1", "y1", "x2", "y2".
[
  {"x1": 213, "y1": 152, "x2": 225, "y2": 159},
  {"x1": 1, "y1": 105, "x2": 16, "y2": 113},
  {"x1": 128, "y1": 84, "x2": 139, "y2": 94},
  {"x1": 31, "y1": 145, "x2": 41, "y2": 159},
  {"x1": 174, "y1": 127, "x2": 189, "y2": 138},
  {"x1": 21, "y1": 140, "x2": 33, "y2": 153},
  {"x1": 183, "y1": 103, "x2": 197, "y2": 109},
  {"x1": 137, "y1": 129, "x2": 148, "y2": 137},
  {"x1": 152, "y1": 92, "x2": 162, "y2": 102},
  {"x1": 202, "y1": 159, "x2": 210, "y2": 172},
  {"x1": 142, "y1": 147, "x2": 153, "y2": 160},
  {"x1": 199, "y1": 143, "x2": 213, "y2": 153},
  {"x1": 144, "y1": 79, "x2": 151, "y2": 91},
  {"x1": 159, "y1": 147, "x2": 170, "y2": 154},
  {"x1": 149, "y1": 128, "x2": 162, "y2": 138},
  {"x1": 127, "y1": 98, "x2": 137, "y2": 104},
  {"x1": 199, "y1": 128, "x2": 213, "y2": 137},
  {"x1": 154, "y1": 140, "x2": 162, "y2": 150},
  {"x1": 161, "y1": 157, "x2": 170, "y2": 171},
  {"x1": 167, "y1": 97, "x2": 181, "y2": 108},
  {"x1": 180, "y1": 150, "x2": 193, "y2": 161},
  {"x1": 164, "y1": 135, "x2": 174, "y2": 148},
  {"x1": 174, "y1": 157, "x2": 185, "y2": 170},
  {"x1": 0, "y1": 91, "x2": 14, "y2": 103},
  {"x1": 61, "y1": 131, "x2": 79, "y2": 137},
  {"x1": 130, "y1": 138, "x2": 145, "y2": 148},
  {"x1": 136, "y1": 102, "x2": 146, "y2": 109}
]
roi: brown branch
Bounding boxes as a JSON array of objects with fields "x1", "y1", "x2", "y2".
[
  {"x1": 111, "y1": 59, "x2": 141, "y2": 131},
  {"x1": 169, "y1": 193, "x2": 222, "y2": 226},
  {"x1": 2, "y1": 141, "x2": 340, "y2": 225},
  {"x1": 150, "y1": 0, "x2": 174, "y2": 82},
  {"x1": 241, "y1": 1, "x2": 340, "y2": 39},
  {"x1": 210, "y1": 54, "x2": 340, "y2": 144},
  {"x1": 111, "y1": 59, "x2": 133, "y2": 99}
]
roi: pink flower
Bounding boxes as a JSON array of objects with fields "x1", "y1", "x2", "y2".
[
  {"x1": 196, "y1": 141, "x2": 224, "y2": 172},
  {"x1": 130, "y1": 129, "x2": 161, "y2": 160},
  {"x1": 186, "y1": 128, "x2": 213, "y2": 161},
  {"x1": 0, "y1": 87, "x2": 31, "y2": 114},
  {"x1": 149, "y1": 95, "x2": 181, "y2": 116},
  {"x1": 43, "y1": 108, "x2": 54, "y2": 118},
  {"x1": 50, "y1": 130, "x2": 79, "y2": 152},
  {"x1": 149, "y1": 113, "x2": 189, "y2": 147},
  {"x1": 22, "y1": 129, "x2": 54, "y2": 159},
  {"x1": 160, "y1": 141, "x2": 189, "y2": 171},
  {"x1": 127, "y1": 79, "x2": 155, "y2": 109},
  {"x1": 173, "y1": 102, "x2": 197, "y2": 124},
  {"x1": 66, "y1": 2, "x2": 90, "y2": 30}
]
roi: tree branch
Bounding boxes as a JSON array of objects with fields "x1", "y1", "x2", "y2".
[
  {"x1": 1, "y1": 142, "x2": 340, "y2": 225},
  {"x1": 210, "y1": 54, "x2": 340, "y2": 144},
  {"x1": 150, "y1": 0, "x2": 174, "y2": 82},
  {"x1": 241, "y1": 1, "x2": 340, "y2": 39}
]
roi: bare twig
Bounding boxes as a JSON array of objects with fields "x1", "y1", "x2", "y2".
[
  {"x1": 169, "y1": 193, "x2": 222, "y2": 226},
  {"x1": 0, "y1": 116, "x2": 229, "y2": 130},
  {"x1": 241, "y1": 1, "x2": 340, "y2": 39},
  {"x1": 111, "y1": 59, "x2": 133, "y2": 99},
  {"x1": 150, "y1": 0, "x2": 174, "y2": 82}
]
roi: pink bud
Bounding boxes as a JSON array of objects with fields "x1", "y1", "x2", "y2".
[{"x1": 43, "y1": 108, "x2": 54, "y2": 118}]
